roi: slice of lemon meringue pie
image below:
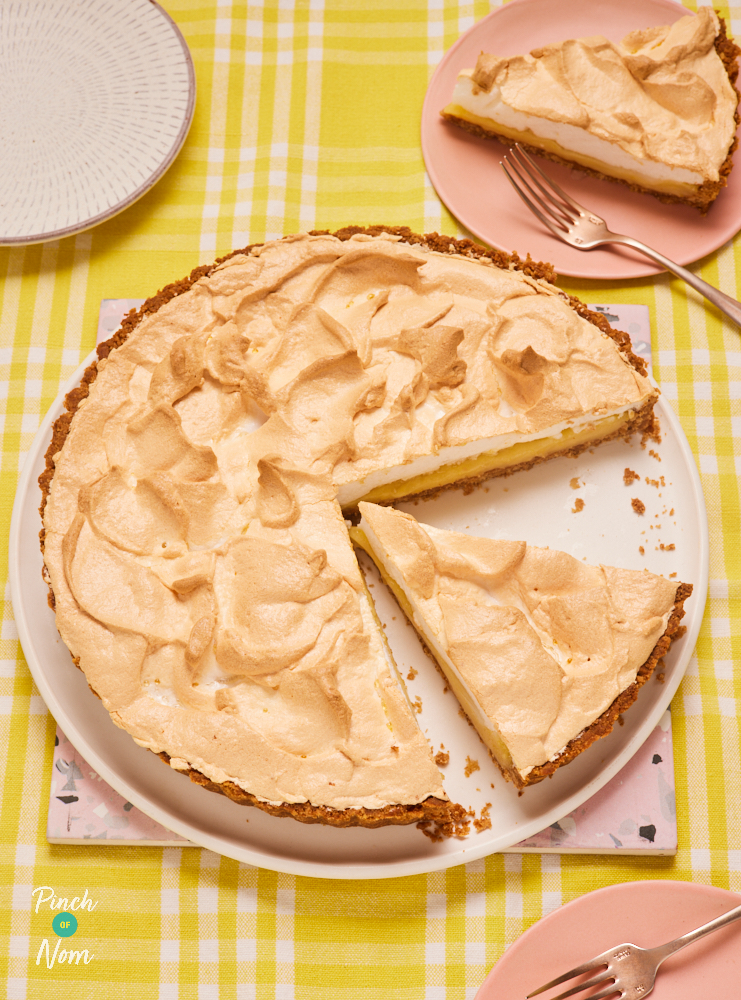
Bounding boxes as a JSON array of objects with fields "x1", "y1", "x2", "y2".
[
  {"x1": 442, "y1": 8, "x2": 740, "y2": 211},
  {"x1": 354, "y1": 502, "x2": 691, "y2": 789}
]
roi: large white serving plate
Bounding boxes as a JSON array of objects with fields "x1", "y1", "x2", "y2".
[{"x1": 10, "y1": 357, "x2": 707, "y2": 879}]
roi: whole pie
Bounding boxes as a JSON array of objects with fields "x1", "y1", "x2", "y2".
[{"x1": 39, "y1": 227, "x2": 682, "y2": 830}]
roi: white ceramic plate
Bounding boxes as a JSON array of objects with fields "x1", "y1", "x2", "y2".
[
  {"x1": 0, "y1": 0, "x2": 195, "y2": 245},
  {"x1": 10, "y1": 359, "x2": 707, "y2": 878}
]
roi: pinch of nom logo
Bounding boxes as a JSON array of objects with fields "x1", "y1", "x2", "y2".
[{"x1": 32, "y1": 886, "x2": 96, "y2": 969}]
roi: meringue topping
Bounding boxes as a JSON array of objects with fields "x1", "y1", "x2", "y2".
[{"x1": 42, "y1": 232, "x2": 655, "y2": 812}]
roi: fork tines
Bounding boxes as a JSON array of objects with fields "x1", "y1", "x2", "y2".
[
  {"x1": 526, "y1": 951, "x2": 617, "y2": 1000},
  {"x1": 500, "y1": 145, "x2": 581, "y2": 236},
  {"x1": 527, "y1": 971, "x2": 618, "y2": 1000}
]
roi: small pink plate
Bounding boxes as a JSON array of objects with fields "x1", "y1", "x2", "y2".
[
  {"x1": 422, "y1": 0, "x2": 741, "y2": 279},
  {"x1": 476, "y1": 881, "x2": 741, "y2": 1000}
]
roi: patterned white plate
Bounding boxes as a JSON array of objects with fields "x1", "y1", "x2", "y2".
[{"x1": 0, "y1": 0, "x2": 195, "y2": 245}]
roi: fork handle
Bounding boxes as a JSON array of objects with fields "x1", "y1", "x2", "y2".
[
  {"x1": 610, "y1": 235, "x2": 741, "y2": 328},
  {"x1": 649, "y1": 901, "x2": 741, "y2": 967}
]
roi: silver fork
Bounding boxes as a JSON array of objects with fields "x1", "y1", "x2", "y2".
[
  {"x1": 526, "y1": 899, "x2": 741, "y2": 1000},
  {"x1": 501, "y1": 144, "x2": 741, "y2": 329}
]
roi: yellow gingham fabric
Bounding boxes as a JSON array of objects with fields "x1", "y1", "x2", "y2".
[{"x1": 1, "y1": 1, "x2": 740, "y2": 997}]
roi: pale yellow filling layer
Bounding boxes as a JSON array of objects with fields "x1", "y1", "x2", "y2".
[
  {"x1": 347, "y1": 409, "x2": 634, "y2": 508},
  {"x1": 443, "y1": 103, "x2": 698, "y2": 197}
]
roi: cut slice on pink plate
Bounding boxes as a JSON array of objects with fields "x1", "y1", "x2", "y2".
[{"x1": 422, "y1": 0, "x2": 741, "y2": 280}]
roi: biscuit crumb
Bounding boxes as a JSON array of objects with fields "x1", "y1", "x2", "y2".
[
  {"x1": 669, "y1": 572, "x2": 677, "y2": 578},
  {"x1": 618, "y1": 714, "x2": 625, "y2": 727},
  {"x1": 464, "y1": 756, "x2": 480, "y2": 777},
  {"x1": 572, "y1": 498, "x2": 585, "y2": 513},
  {"x1": 434, "y1": 751, "x2": 450, "y2": 767},
  {"x1": 417, "y1": 809, "x2": 471, "y2": 842},
  {"x1": 632, "y1": 498, "x2": 645, "y2": 514},
  {"x1": 623, "y1": 467, "x2": 640, "y2": 485},
  {"x1": 474, "y1": 803, "x2": 492, "y2": 832},
  {"x1": 649, "y1": 449, "x2": 661, "y2": 461},
  {"x1": 641, "y1": 424, "x2": 661, "y2": 447},
  {"x1": 659, "y1": 543, "x2": 675, "y2": 551},
  {"x1": 639, "y1": 546, "x2": 645, "y2": 555},
  {"x1": 407, "y1": 665, "x2": 418, "y2": 681},
  {"x1": 570, "y1": 477, "x2": 581, "y2": 489},
  {"x1": 412, "y1": 696, "x2": 422, "y2": 714}
]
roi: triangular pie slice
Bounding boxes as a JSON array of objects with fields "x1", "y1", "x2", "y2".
[
  {"x1": 442, "y1": 8, "x2": 740, "y2": 211},
  {"x1": 354, "y1": 502, "x2": 691, "y2": 788}
]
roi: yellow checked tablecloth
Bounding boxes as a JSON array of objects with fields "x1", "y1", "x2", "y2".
[{"x1": 1, "y1": 1, "x2": 740, "y2": 997}]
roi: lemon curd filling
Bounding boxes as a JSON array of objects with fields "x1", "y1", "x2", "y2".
[
  {"x1": 442, "y1": 103, "x2": 699, "y2": 198},
  {"x1": 342, "y1": 408, "x2": 638, "y2": 509}
]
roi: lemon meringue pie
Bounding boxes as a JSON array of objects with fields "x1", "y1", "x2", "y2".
[{"x1": 40, "y1": 228, "x2": 661, "y2": 828}]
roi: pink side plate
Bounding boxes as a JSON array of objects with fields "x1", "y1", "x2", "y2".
[
  {"x1": 476, "y1": 881, "x2": 741, "y2": 1000},
  {"x1": 422, "y1": 0, "x2": 741, "y2": 280}
]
